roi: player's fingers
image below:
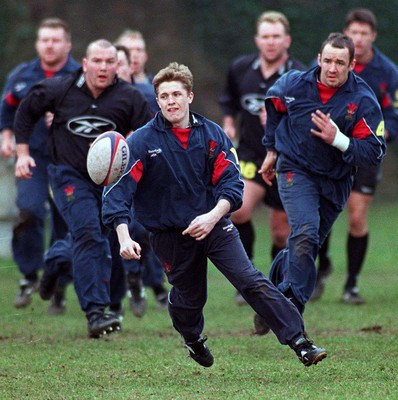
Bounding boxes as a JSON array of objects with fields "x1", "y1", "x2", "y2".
[
  {"x1": 182, "y1": 219, "x2": 199, "y2": 236},
  {"x1": 133, "y1": 243, "x2": 142, "y2": 256},
  {"x1": 314, "y1": 109, "x2": 328, "y2": 119},
  {"x1": 261, "y1": 174, "x2": 273, "y2": 186},
  {"x1": 182, "y1": 226, "x2": 191, "y2": 236}
]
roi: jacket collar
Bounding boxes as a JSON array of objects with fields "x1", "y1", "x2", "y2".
[
  {"x1": 306, "y1": 66, "x2": 356, "y2": 93},
  {"x1": 155, "y1": 111, "x2": 202, "y2": 130}
]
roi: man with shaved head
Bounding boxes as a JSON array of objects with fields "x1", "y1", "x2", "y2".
[{"x1": 13, "y1": 38, "x2": 151, "y2": 338}]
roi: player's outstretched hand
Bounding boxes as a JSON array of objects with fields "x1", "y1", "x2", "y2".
[
  {"x1": 183, "y1": 213, "x2": 218, "y2": 241},
  {"x1": 0, "y1": 134, "x2": 16, "y2": 158},
  {"x1": 119, "y1": 237, "x2": 141, "y2": 260},
  {"x1": 258, "y1": 150, "x2": 277, "y2": 186}
]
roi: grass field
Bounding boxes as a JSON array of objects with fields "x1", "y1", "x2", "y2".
[{"x1": 0, "y1": 201, "x2": 397, "y2": 399}]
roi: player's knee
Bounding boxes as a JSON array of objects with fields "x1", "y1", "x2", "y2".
[
  {"x1": 231, "y1": 208, "x2": 251, "y2": 224},
  {"x1": 271, "y1": 233, "x2": 287, "y2": 248},
  {"x1": 270, "y1": 224, "x2": 290, "y2": 247},
  {"x1": 349, "y1": 214, "x2": 367, "y2": 234}
]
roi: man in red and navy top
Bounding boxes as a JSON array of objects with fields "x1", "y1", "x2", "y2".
[
  {"x1": 0, "y1": 18, "x2": 80, "y2": 311},
  {"x1": 259, "y1": 33, "x2": 386, "y2": 315},
  {"x1": 102, "y1": 62, "x2": 328, "y2": 368},
  {"x1": 313, "y1": 8, "x2": 398, "y2": 304}
]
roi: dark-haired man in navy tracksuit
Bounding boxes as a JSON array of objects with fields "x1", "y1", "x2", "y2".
[
  {"x1": 102, "y1": 62, "x2": 327, "y2": 368},
  {"x1": 313, "y1": 8, "x2": 398, "y2": 304},
  {"x1": 259, "y1": 33, "x2": 386, "y2": 319}
]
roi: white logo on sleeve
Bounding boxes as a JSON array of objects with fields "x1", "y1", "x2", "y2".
[
  {"x1": 148, "y1": 148, "x2": 162, "y2": 157},
  {"x1": 284, "y1": 96, "x2": 295, "y2": 103}
]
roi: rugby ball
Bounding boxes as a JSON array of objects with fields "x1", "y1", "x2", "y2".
[{"x1": 86, "y1": 131, "x2": 130, "y2": 186}]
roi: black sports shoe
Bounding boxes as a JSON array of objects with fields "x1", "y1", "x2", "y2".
[
  {"x1": 253, "y1": 313, "x2": 271, "y2": 335},
  {"x1": 14, "y1": 279, "x2": 39, "y2": 308},
  {"x1": 39, "y1": 269, "x2": 59, "y2": 301},
  {"x1": 342, "y1": 287, "x2": 365, "y2": 305},
  {"x1": 87, "y1": 310, "x2": 121, "y2": 339},
  {"x1": 290, "y1": 336, "x2": 327, "y2": 366},
  {"x1": 185, "y1": 336, "x2": 214, "y2": 367},
  {"x1": 109, "y1": 303, "x2": 125, "y2": 322}
]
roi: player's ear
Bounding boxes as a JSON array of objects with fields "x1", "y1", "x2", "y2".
[
  {"x1": 188, "y1": 92, "x2": 194, "y2": 104},
  {"x1": 82, "y1": 58, "x2": 87, "y2": 72},
  {"x1": 65, "y1": 41, "x2": 72, "y2": 54},
  {"x1": 284, "y1": 34, "x2": 292, "y2": 50},
  {"x1": 317, "y1": 53, "x2": 321, "y2": 67}
]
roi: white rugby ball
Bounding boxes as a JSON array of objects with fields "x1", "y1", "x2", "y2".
[{"x1": 87, "y1": 131, "x2": 130, "y2": 186}]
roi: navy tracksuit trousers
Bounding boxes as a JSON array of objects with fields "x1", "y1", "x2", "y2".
[
  {"x1": 270, "y1": 159, "x2": 352, "y2": 306},
  {"x1": 12, "y1": 150, "x2": 68, "y2": 279},
  {"x1": 47, "y1": 163, "x2": 125, "y2": 314},
  {"x1": 150, "y1": 217, "x2": 305, "y2": 345},
  {"x1": 44, "y1": 231, "x2": 127, "y2": 309}
]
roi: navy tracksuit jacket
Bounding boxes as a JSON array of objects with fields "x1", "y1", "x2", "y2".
[
  {"x1": 264, "y1": 67, "x2": 386, "y2": 306},
  {"x1": 103, "y1": 111, "x2": 310, "y2": 345}
]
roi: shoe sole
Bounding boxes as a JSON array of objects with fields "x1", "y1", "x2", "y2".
[
  {"x1": 189, "y1": 354, "x2": 214, "y2": 368},
  {"x1": 14, "y1": 301, "x2": 32, "y2": 308},
  {"x1": 187, "y1": 350, "x2": 214, "y2": 367},
  {"x1": 14, "y1": 294, "x2": 34, "y2": 308},
  {"x1": 304, "y1": 351, "x2": 327, "y2": 367},
  {"x1": 88, "y1": 321, "x2": 121, "y2": 339}
]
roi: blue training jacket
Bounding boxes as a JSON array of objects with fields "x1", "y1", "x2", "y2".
[
  {"x1": 264, "y1": 67, "x2": 386, "y2": 180},
  {"x1": 102, "y1": 111, "x2": 243, "y2": 232},
  {"x1": 355, "y1": 46, "x2": 398, "y2": 141},
  {"x1": 0, "y1": 56, "x2": 80, "y2": 154}
]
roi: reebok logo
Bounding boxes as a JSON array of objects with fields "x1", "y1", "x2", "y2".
[
  {"x1": 67, "y1": 116, "x2": 116, "y2": 138},
  {"x1": 148, "y1": 148, "x2": 162, "y2": 157},
  {"x1": 222, "y1": 223, "x2": 234, "y2": 232},
  {"x1": 241, "y1": 93, "x2": 266, "y2": 115},
  {"x1": 284, "y1": 96, "x2": 295, "y2": 103}
]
